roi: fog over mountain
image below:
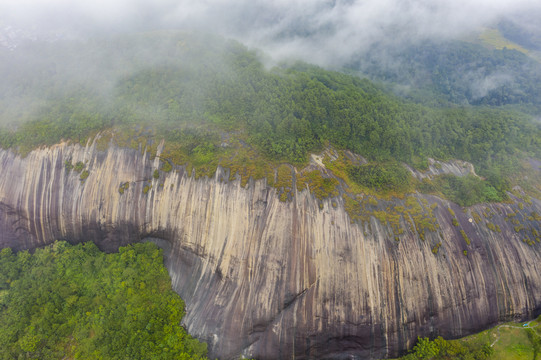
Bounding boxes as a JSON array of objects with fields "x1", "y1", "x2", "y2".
[{"x1": 2, "y1": 0, "x2": 541, "y2": 66}]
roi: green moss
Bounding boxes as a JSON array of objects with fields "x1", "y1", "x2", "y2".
[
  {"x1": 118, "y1": 182, "x2": 130, "y2": 195},
  {"x1": 143, "y1": 185, "x2": 151, "y2": 194},
  {"x1": 460, "y1": 229, "x2": 471, "y2": 245},
  {"x1": 483, "y1": 208, "x2": 494, "y2": 219},
  {"x1": 486, "y1": 222, "x2": 501, "y2": 233},
  {"x1": 153, "y1": 169, "x2": 159, "y2": 179},
  {"x1": 79, "y1": 170, "x2": 89, "y2": 182},
  {"x1": 404, "y1": 196, "x2": 438, "y2": 241},
  {"x1": 530, "y1": 212, "x2": 541, "y2": 221},
  {"x1": 386, "y1": 210, "x2": 403, "y2": 235},
  {"x1": 505, "y1": 212, "x2": 517, "y2": 221},
  {"x1": 452, "y1": 218, "x2": 459, "y2": 226},
  {"x1": 463, "y1": 250, "x2": 468, "y2": 256},
  {"x1": 432, "y1": 242, "x2": 442, "y2": 254}
]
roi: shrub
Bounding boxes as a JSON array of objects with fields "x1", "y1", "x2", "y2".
[
  {"x1": 74, "y1": 161, "x2": 85, "y2": 173},
  {"x1": 460, "y1": 230, "x2": 471, "y2": 245},
  {"x1": 79, "y1": 170, "x2": 89, "y2": 182},
  {"x1": 348, "y1": 162, "x2": 412, "y2": 192},
  {"x1": 161, "y1": 160, "x2": 173, "y2": 172},
  {"x1": 64, "y1": 160, "x2": 74, "y2": 172}
]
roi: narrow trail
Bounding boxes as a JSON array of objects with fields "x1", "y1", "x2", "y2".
[{"x1": 490, "y1": 321, "x2": 541, "y2": 347}]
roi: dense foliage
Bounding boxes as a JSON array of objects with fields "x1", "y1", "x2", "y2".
[
  {"x1": 418, "y1": 174, "x2": 507, "y2": 207},
  {"x1": 0, "y1": 241, "x2": 208, "y2": 360},
  {"x1": 400, "y1": 336, "x2": 493, "y2": 360},
  {"x1": 348, "y1": 162, "x2": 412, "y2": 192}
]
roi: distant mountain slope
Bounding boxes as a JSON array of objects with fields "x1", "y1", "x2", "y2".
[{"x1": 348, "y1": 40, "x2": 541, "y2": 111}]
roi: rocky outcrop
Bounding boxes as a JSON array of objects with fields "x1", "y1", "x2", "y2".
[
  {"x1": 1, "y1": 141, "x2": 540, "y2": 359},
  {"x1": 406, "y1": 158, "x2": 478, "y2": 180}
]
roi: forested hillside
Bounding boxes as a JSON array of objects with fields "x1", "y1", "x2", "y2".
[
  {"x1": 348, "y1": 40, "x2": 541, "y2": 111},
  {"x1": 0, "y1": 31, "x2": 540, "y2": 204},
  {"x1": 0, "y1": 241, "x2": 208, "y2": 359}
]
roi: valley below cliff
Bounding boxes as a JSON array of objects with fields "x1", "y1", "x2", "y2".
[{"x1": 1, "y1": 140, "x2": 540, "y2": 359}]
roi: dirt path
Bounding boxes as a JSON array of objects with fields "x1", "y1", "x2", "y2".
[{"x1": 491, "y1": 321, "x2": 541, "y2": 347}]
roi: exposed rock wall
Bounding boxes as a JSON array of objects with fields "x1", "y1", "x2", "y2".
[
  {"x1": 1, "y1": 142, "x2": 540, "y2": 359},
  {"x1": 406, "y1": 158, "x2": 477, "y2": 180}
]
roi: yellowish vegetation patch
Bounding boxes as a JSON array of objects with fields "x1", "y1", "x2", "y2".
[
  {"x1": 478, "y1": 28, "x2": 529, "y2": 54},
  {"x1": 297, "y1": 170, "x2": 339, "y2": 200}
]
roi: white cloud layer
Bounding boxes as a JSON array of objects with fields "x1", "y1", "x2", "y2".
[{"x1": 1, "y1": 0, "x2": 540, "y2": 65}]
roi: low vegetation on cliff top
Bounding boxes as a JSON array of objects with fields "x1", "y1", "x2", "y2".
[{"x1": 0, "y1": 241, "x2": 208, "y2": 360}]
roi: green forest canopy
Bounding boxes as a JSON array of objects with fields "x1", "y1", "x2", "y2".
[{"x1": 0, "y1": 241, "x2": 208, "y2": 360}]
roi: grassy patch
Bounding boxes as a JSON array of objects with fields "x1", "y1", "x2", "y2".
[
  {"x1": 396, "y1": 316, "x2": 541, "y2": 359},
  {"x1": 275, "y1": 164, "x2": 294, "y2": 202},
  {"x1": 297, "y1": 170, "x2": 339, "y2": 200},
  {"x1": 478, "y1": 28, "x2": 530, "y2": 54}
]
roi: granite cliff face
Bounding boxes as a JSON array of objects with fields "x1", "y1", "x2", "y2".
[{"x1": 1, "y1": 141, "x2": 540, "y2": 359}]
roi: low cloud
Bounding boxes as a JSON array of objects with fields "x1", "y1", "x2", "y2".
[
  {"x1": 467, "y1": 71, "x2": 513, "y2": 99},
  {"x1": 1, "y1": 0, "x2": 541, "y2": 66}
]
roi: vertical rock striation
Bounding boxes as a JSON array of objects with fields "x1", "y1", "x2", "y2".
[{"x1": 1, "y1": 142, "x2": 540, "y2": 359}]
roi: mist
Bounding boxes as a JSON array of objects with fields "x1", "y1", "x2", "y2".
[
  {"x1": 1, "y1": 0, "x2": 541, "y2": 130},
  {"x1": 2, "y1": 0, "x2": 541, "y2": 66}
]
